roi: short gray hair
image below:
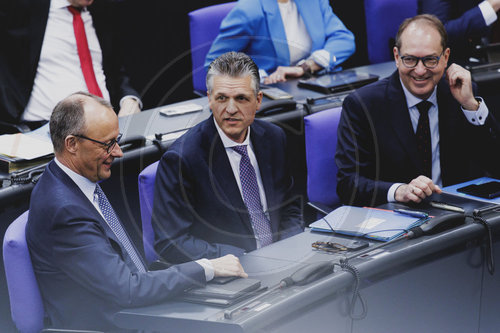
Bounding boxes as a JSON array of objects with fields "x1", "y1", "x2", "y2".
[
  {"x1": 50, "y1": 92, "x2": 112, "y2": 153},
  {"x1": 206, "y1": 51, "x2": 260, "y2": 95}
]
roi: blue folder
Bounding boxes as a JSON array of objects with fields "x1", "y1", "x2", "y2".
[
  {"x1": 442, "y1": 177, "x2": 500, "y2": 204},
  {"x1": 309, "y1": 206, "x2": 428, "y2": 242}
]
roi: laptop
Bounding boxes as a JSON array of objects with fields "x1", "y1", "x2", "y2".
[{"x1": 298, "y1": 70, "x2": 379, "y2": 94}]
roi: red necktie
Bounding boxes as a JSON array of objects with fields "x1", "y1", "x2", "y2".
[{"x1": 68, "y1": 6, "x2": 103, "y2": 97}]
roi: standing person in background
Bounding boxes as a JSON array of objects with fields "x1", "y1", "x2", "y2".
[
  {"x1": 0, "y1": 0, "x2": 142, "y2": 133},
  {"x1": 205, "y1": 0, "x2": 355, "y2": 85}
]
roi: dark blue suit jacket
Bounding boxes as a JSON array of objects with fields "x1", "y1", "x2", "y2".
[
  {"x1": 152, "y1": 116, "x2": 303, "y2": 264},
  {"x1": 0, "y1": 0, "x2": 138, "y2": 125},
  {"x1": 26, "y1": 161, "x2": 205, "y2": 331},
  {"x1": 418, "y1": 0, "x2": 490, "y2": 63},
  {"x1": 335, "y1": 70, "x2": 500, "y2": 207}
]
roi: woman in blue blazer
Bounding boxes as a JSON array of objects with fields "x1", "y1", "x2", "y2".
[{"x1": 205, "y1": 0, "x2": 355, "y2": 84}]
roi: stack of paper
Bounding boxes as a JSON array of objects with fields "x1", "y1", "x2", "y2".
[
  {"x1": 309, "y1": 206, "x2": 429, "y2": 242},
  {"x1": 0, "y1": 132, "x2": 53, "y2": 173}
]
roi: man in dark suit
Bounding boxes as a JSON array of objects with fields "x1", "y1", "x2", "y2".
[
  {"x1": 152, "y1": 52, "x2": 303, "y2": 264},
  {"x1": 0, "y1": 0, "x2": 141, "y2": 133},
  {"x1": 26, "y1": 92, "x2": 247, "y2": 331},
  {"x1": 335, "y1": 14, "x2": 500, "y2": 207},
  {"x1": 418, "y1": 0, "x2": 500, "y2": 64}
]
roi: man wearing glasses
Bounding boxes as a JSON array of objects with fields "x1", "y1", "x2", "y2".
[
  {"x1": 335, "y1": 14, "x2": 500, "y2": 207},
  {"x1": 26, "y1": 92, "x2": 247, "y2": 331}
]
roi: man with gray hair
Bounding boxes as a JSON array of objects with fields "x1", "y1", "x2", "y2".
[
  {"x1": 152, "y1": 52, "x2": 303, "y2": 264},
  {"x1": 26, "y1": 91, "x2": 247, "y2": 331}
]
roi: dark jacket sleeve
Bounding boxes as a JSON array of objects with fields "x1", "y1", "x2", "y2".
[
  {"x1": 418, "y1": 0, "x2": 489, "y2": 45},
  {"x1": 152, "y1": 149, "x2": 246, "y2": 263},
  {"x1": 335, "y1": 94, "x2": 393, "y2": 207}
]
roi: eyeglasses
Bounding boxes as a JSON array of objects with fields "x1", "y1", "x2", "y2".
[
  {"x1": 399, "y1": 53, "x2": 443, "y2": 69},
  {"x1": 74, "y1": 133, "x2": 122, "y2": 153},
  {"x1": 312, "y1": 241, "x2": 348, "y2": 253}
]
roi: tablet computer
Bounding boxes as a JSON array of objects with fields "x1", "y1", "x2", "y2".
[
  {"x1": 457, "y1": 181, "x2": 500, "y2": 199},
  {"x1": 298, "y1": 71, "x2": 379, "y2": 94}
]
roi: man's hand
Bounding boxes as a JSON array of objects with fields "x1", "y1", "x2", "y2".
[
  {"x1": 264, "y1": 66, "x2": 303, "y2": 84},
  {"x1": 446, "y1": 64, "x2": 479, "y2": 111},
  {"x1": 395, "y1": 175, "x2": 442, "y2": 203},
  {"x1": 487, "y1": 0, "x2": 500, "y2": 12},
  {"x1": 210, "y1": 254, "x2": 248, "y2": 278},
  {"x1": 118, "y1": 98, "x2": 141, "y2": 117}
]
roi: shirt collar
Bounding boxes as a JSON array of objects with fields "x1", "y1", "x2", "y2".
[
  {"x1": 399, "y1": 78, "x2": 438, "y2": 109},
  {"x1": 54, "y1": 0, "x2": 88, "y2": 12},
  {"x1": 213, "y1": 117, "x2": 251, "y2": 148},
  {"x1": 54, "y1": 157, "x2": 97, "y2": 203}
]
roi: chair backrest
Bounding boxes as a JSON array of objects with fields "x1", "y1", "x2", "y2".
[
  {"x1": 138, "y1": 161, "x2": 160, "y2": 263},
  {"x1": 304, "y1": 107, "x2": 343, "y2": 208},
  {"x1": 3, "y1": 210, "x2": 45, "y2": 333},
  {"x1": 188, "y1": 2, "x2": 236, "y2": 93},
  {"x1": 364, "y1": 0, "x2": 417, "y2": 64}
]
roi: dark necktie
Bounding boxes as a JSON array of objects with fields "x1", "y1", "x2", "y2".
[
  {"x1": 416, "y1": 101, "x2": 433, "y2": 179},
  {"x1": 94, "y1": 184, "x2": 146, "y2": 272},
  {"x1": 68, "y1": 6, "x2": 103, "y2": 97},
  {"x1": 231, "y1": 145, "x2": 273, "y2": 247}
]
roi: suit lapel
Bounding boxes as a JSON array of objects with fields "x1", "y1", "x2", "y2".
[
  {"x1": 436, "y1": 80, "x2": 459, "y2": 185},
  {"x1": 295, "y1": 0, "x2": 322, "y2": 50},
  {"x1": 203, "y1": 119, "x2": 255, "y2": 235},
  {"x1": 49, "y1": 162, "x2": 125, "y2": 254},
  {"x1": 261, "y1": 0, "x2": 290, "y2": 66},
  {"x1": 387, "y1": 71, "x2": 423, "y2": 170}
]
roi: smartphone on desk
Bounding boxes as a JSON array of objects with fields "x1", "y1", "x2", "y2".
[
  {"x1": 457, "y1": 181, "x2": 500, "y2": 199},
  {"x1": 262, "y1": 87, "x2": 293, "y2": 100}
]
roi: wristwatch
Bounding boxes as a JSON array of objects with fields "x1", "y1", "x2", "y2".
[{"x1": 297, "y1": 59, "x2": 314, "y2": 77}]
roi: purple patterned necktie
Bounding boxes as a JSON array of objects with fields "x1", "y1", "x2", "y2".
[
  {"x1": 95, "y1": 184, "x2": 146, "y2": 272},
  {"x1": 232, "y1": 145, "x2": 273, "y2": 247},
  {"x1": 416, "y1": 100, "x2": 433, "y2": 179}
]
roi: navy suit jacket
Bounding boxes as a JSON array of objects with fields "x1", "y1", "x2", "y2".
[
  {"x1": 26, "y1": 161, "x2": 205, "y2": 331},
  {"x1": 0, "y1": 0, "x2": 138, "y2": 124},
  {"x1": 335, "y1": 70, "x2": 500, "y2": 207},
  {"x1": 152, "y1": 116, "x2": 303, "y2": 264},
  {"x1": 418, "y1": 0, "x2": 489, "y2": 64}
]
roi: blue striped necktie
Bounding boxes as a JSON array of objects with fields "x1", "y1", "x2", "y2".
[
  {"x1": 232, "y1": 145, "x2": 273, "y2": 247},
  {"x1": 94, "y1": 184, "x2": 146, "y2": 272}
]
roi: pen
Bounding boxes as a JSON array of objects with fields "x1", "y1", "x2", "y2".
[
  {"x1": 429, "y1": 201, "x2": 465, "y2": 213},
  {"x1": 393, "y1": 209, "x2": 429, "y2": 218}
]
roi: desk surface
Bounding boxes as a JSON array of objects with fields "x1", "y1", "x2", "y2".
[{"x1": 114, "y1": 201, "x2": 500, "y2": 332}]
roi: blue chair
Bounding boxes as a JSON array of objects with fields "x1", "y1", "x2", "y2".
[
  {"x1": 3, "y1": 211, "x2": 103, "y2": 333},
  {"x1": 304, "y1": 107, "x2": 343, "y2": 214},
  {"x1": 138, "y1": 161, "x2": 160, "y2": 263},
  {"x1": 3, "y1": 211, "x2": 44, "y2": 333},
  {"x1": 188, "y1": 2, "x2": 236, "y2": 94},
  {"x1": 365, "y1": 0, "x2": 417, "y2": 64}
]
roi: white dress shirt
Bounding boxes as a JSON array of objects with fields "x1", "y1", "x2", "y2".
[
  {"x1": 258, "y1": 0, "x2": 332, "y2": 79},
  {"x1": 214, "y1": 118, "x2": 269, "y2": 248},
  {"x1": 387, "y1": 82, "x2": 489, "y2": 202},
  {"x1": 479, "y1": 1, "x2": 498, "y2": 26},
  {"x1": 22, "y1": 0, "x2": 110, "y2": 121},
  {"x1": 53, "y1": 158, "x2": 214, "y2": 281}
]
